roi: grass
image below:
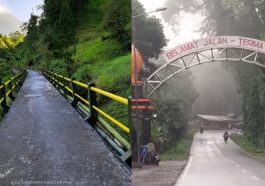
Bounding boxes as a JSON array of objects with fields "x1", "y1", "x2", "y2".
[
  {"x1": 73, "y1": 7, "x2": 131, "y2": 139},
  {"x1": 49, "y1": 0, "x2": 131, "y2": 140},
  {"x1": 96, "y1": 55, "x2": 131, "y2": 94},
  {"x1": 230, "y1": 133, "x2": 265, "y2": 161},
  {"x1": 73, "y1": 55, "x2": 131, "y2": 140},
  {"x1": 73, "y1": 54, "x2": 131, "y2": 95},
  {"x1": 74, "y1": 37, "x2": 123, "y2": 64},
  {"x1": 159, "y1": 128, "x2": 197, "y2": 161},
  {"x1": 160, "y1": 139, "x2": 193, "y2": 160},
  {"x1": 74, "y1": 1, "x2": 123, "y2": 64}
]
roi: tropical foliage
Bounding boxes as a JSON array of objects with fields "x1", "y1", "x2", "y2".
[{"x1": 0, "y1": 0, "x2": 133, "y2": 127}]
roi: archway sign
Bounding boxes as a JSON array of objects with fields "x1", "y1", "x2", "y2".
[{"x1": 145, "y1": 36, "x2": 265, "y2": 97}]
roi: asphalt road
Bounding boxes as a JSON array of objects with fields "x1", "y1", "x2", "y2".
[
  {"x1": 175, "y1": 130, "x2": 265, "y2": 186},
  {"x1": 0, "y1": 71, "x2": 130, "y2": 186}
]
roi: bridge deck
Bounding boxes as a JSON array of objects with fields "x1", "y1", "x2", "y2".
[{"x1": 0, "y1": 71, "x2": 130, "y2": 185}]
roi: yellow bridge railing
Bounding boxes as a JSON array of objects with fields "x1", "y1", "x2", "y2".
[
  {"x1": 41, "y1": 69, "x2": 131, "y2": 162},
  {"x1": 0, "y1": 71, "x2": 27, "y2": 112}
]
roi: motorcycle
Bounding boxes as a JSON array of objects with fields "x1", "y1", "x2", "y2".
[
  {"x1": 140, "y1": 144, "x2": 160, "y2": 165},
  {"x1": 223, "y1": 132, "x2": 229, "y2": 142},
  {"x1": 200, "y1": 126, "x2": 204, "y2": 134}
]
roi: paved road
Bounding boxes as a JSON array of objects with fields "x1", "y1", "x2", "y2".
[
  {"x1": 175, "y1": 130, "x2": 265, "y2": 186},
  {"x1": 133, "y1": 161, "x2": 186, "y2": 186},
  {"x1": 0, "y1": 71, "x2": 130, "y2": 186}
]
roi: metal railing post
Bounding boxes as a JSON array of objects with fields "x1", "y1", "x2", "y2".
[
  {"x1": 70, "y1": 77, "x2": 78, "y2": 107},
  {"x1": 55, "y1": 73, "x2": 58, "y2": 89},
  {"x1": 22, "y1": 70, "x2": 27, "y2": 83},
  {"x1": 127, "y1": 95, "x2": 132, "y2": 165},
  {"x1": 17, "y1": 74, "x2": 22, "y2": 91},
  {"x1": 8, "y1": 77, "x2": 15, "y2": 101},
  {"x1": 0, "y1": 78, "x2": 9, "y2": 112},
  {"x1": 62, "y1": 76, "x2": 67, "y2": 98},
  {"x1": 57, "y1": 75, "x2": 62, "y2": 94},
  {"x1": 87, "y1": 82, "x2": 98, "y2": 126},
  {"x1": 17, "y1": 71, "x2": 26, "y2": 92},
  {"x1": 52, "y1": 72, "x2": 56, "y2": 86},
  {"x1": 16, "y1": 74, "x2": 20, "y2": 89}
]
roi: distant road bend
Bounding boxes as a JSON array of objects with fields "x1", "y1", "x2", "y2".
[
  {"x1": 175, "y1": 131, "x2": 265, "y2": 186},
  {"x1": 0, "y1": 70, "x2": 130, "y2": 186}
]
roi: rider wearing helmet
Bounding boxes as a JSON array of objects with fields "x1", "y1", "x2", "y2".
[{"x1": 223, "y1": 131, "x2": 229, "y2": 142}]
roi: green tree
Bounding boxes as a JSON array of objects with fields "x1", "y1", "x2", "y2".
[
  {"x1": 39, "y1": 0, "x2": 77, "y2": 73},
  {"x1": 132, "y1": 0, "x2": 168, "y2": 61},
  {"x1": 0, "y1": 37, "x2": 8, "y2": 49},
  {"x1": 20, "y1": 14, "x2": 40, "y2": 65},
  {"x1": 103, "y1": 0, "x2": 131, "y2": 51},
  {"x1": 9, "y1": 31, "x2": 24, "y2": 46},
  {"x1": 151, "y1": 72, "x2": 198, "y2": 153}
]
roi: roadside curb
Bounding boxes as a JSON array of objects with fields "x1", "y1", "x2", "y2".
[
  {"x1": 174, "y1": 133, "x2": 197, "y2": 186},
  {"x1": 173, "y1": 162, "x2": 187, "y2": 186},
  {"x1": 230, "y1": 132, "x2": 265, "y2": 164}
]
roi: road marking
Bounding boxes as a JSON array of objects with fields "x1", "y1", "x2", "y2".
[
  {"x1": 251, "y1": 176, "x2": 259, "y2": 181},
  {"x1": 242, "y1": 169, "x2": 247, "y2": 173},
  {"x1": 213, "y1": 144, "x2": 222, "y2": 155},
  {"x1": 175, "y1": 156, "x2": 193, "y2": 186},
  {"x1": 207, "y1": 141, "x2": 214, "y2": 145}
]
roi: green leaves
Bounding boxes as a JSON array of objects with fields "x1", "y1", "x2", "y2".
[
  {"x1": 152, "y1": 98, "x2": 193, "y2": 153},
  {"x1": 0, "y1": 32, "x2": 23, "y2": 49},
  {"x1": 103, "y1": 0, "x2": 131, "y2": 52},
  {"x1": 133, "y1": 0, "x2": 168, "y2": 60},
  {"x1": 48, "y1": 59, "x2": 67, "y2": 75}
]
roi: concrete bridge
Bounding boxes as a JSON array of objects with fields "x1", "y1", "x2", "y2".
[{"x1": 0, "y1": 71, "x2": 130, "y2": 185}]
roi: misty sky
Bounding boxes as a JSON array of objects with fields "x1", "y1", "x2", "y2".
[
  {"x1": 139, "y1": 0, "x2": 203, "y2": 50},
  {"x1": 0, "y1": 0, "x2": 43, "y2": 22}
]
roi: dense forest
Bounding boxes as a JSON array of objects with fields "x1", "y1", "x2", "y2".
[{"x1": 0, "y1": 0, "x2": 131, "y2": 127}]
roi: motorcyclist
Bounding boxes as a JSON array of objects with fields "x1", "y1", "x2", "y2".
[
  {"x1": 200, "y1": 124, "x2": 204, "y2": 134},
  {"x1": 223, "y1": 131, "x2": 229, "y2": 142}
]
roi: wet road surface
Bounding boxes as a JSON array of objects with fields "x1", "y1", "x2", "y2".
[
  {"x1": 0, "y1": 71, "x2": 130, "y2": 186},
  {"x1": 175, "y1": 130, "x2": 265, "y2": 186}
]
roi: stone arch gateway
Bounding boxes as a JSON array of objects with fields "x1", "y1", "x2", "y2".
[{"x1": 145, "y1": 36, "x2": 265, "y2": 97}]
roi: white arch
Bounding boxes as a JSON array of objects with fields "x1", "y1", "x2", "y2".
[{"x1": 145, "y1": 36, "x2": 265, "y2": 97}]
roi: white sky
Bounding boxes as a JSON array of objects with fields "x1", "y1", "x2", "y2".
[
  {"x1": 0, "y1": 0, "x2": 43, "y2": 22},
  {"x1": 139, "y1": 0, "x2": 203, "y2": 50}
]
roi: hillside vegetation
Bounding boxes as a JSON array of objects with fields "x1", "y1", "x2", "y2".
[
  {"x1": 14, "y1": 0, "x2": 131, "y2": 94},
  {"x1": 0, "y1": 32, "x2": 24, "y2": 81},
  {"x1": 0, "y1": 0, "x2": 131, "y2": 128}
]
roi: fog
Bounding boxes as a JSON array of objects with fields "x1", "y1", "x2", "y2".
[
  {"x1": 133, "y1": 1, "x2": 265, "y2": 185},
  {"x1": 139, "y1": 0, "x2": 253, "y2": 116},
  {"x1": 150, "y1": 61, "x2": 243, "y2": 116},
  {"x1": 189, "y1": 63, "x2": 241, "y2": 115}
]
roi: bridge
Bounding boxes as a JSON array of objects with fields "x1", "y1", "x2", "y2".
[
  {"x1": 132, "y1": 36, "x2": 265, "y2": 185},
  {"x1": 0, "y1": 70, "x2": 130, "y2": 185}
]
